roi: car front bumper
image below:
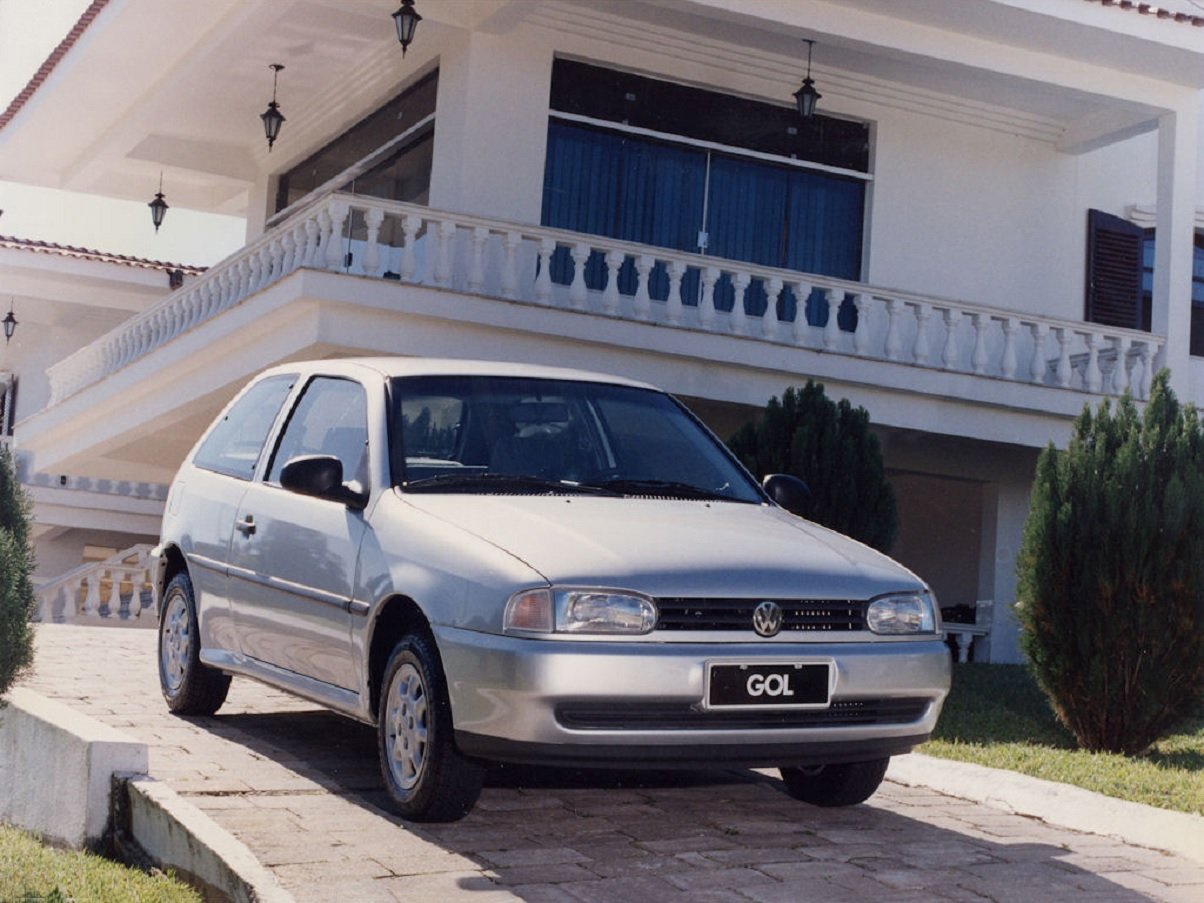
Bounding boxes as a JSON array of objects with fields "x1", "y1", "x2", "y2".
[{"x1": 435, "y1": 626, "x2": 951, "y2": 768}]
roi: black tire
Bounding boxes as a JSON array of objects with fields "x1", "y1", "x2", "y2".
[
  {"x1": 377, "y1": 632, "x2": 483, "y2": 822},
  {"x1": 779, "y1": 758, "x2": 889, "y2": 807},
  {"x1": 158, "y1": 571, "x2": 230, "y2": 716}
]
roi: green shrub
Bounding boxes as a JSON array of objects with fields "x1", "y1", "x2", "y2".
[
  {"x1": 728, "y1": 381, "x2": 897, "y2": 552},
  {"x1": 1016, "y1": 371, "x2": 1204, "y2": 754},
  {"x1": 0, "y1": 444, "x2": 35, "y2": 697}
]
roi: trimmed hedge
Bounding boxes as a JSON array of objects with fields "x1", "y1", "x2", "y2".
[
  {"x1": 0, "y1": 445, "x2": 35, "y2": 697},
  {"x1": 728, "y1": 381, "x2": 897, "y2": 553},
  {"x1": 1016, "y1": 371, "x2": 1204, "y2": 754}
]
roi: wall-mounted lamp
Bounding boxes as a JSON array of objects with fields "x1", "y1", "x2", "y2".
[
  {"x1": 148, "y1": 173, "x2": 169, "y2": 233},
  {"x1": 261, "y1": 63, "x2": 286, "y2": 151},
  {"x1": 3, "y1": 299, "x2": 17, "y2": 344},
  {"x1": 794, "y1": 39, "x2": 821, "y2": 119},
  {"x1": 393, "y1": 0, "x2": 421, "y2": 56}
]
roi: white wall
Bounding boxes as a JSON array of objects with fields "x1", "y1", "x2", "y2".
[
  {"x1": 869, "y1": 109, "x2": 1081, "y2": 319},
  {"x1": 7, "y1": 310, "x2": 128, "y2": 421},
  {"x1": 1075, "y1": 129, "x2": 1159, "y2": 221}
]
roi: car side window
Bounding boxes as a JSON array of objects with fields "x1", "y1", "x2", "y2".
[
  {"x1": 268, "y1": 376, "x2": 370, "y2": 486},
  {"x1": 192, "y1": 375, "x2": 296, "y2": 480}
]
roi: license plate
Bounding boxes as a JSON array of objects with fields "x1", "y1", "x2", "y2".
[{"x1": 706, "y1": 662, "x2": 831, "y2": 709}]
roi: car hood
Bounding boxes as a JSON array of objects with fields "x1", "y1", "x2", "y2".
[{"x1": 399, "y1": 494, "x2": 923, "y2": 599}]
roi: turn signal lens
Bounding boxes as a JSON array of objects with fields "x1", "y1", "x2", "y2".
[{"x1": 504, "y1": 588, "x2": 554, "y2": 633}]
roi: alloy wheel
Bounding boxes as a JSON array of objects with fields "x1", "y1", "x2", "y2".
[{"x1": 385, "y1": 662, "x2": 429, "y2": 791}]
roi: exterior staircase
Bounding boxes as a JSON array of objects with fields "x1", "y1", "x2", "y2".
[{"x1": 34, "y1": 544, "x2": 157, "y2": 627}]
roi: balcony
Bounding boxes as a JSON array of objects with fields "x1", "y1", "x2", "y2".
[
  {"x1": 47, "y1": 192, "x2": 1163, "y2": 409},
  {"x1": 22, "y1": 190, "x2": 1164, "y2": 485}
]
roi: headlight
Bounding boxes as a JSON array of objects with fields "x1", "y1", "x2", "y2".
[
  {"x1": 558, "y1": 590, "x2": 657, "y2": 634},
  {"x1": 866, "y1": 591, "x2": 938, "y2": 635},
  {"x1": 504, "y1": 587, "x2": 658, "y2": 635}
]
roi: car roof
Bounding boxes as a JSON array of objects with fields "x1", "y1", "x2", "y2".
[{"x1": 255, "y1": 357, "x2": 661, "y2": 391}]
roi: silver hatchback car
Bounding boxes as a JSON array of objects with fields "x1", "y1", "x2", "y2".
[{"x1": 154, "y1": 358, "x2": 950, "y2": 821}]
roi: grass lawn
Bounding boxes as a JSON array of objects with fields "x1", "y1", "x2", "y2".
[
  {"x1": 922, "y1": 663, "x2": 1203, "y2": 816},
  {"x1": 0, "y1": 825, "x2": 201, "y2": 903}
]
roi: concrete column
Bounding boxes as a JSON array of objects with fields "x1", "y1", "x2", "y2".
[
  {"x1": 1151, "y1": 102, "x2": 1200, "y2": 392},
  {"x1": 977, "y1": 480, "x2": 1032, "y2": 664},
  {"x1": 245, "y1": 173, "x2": 273, "y2": 241},
  {"x1": 429, "y1": 30, "x2": 554, "y2": 224}
]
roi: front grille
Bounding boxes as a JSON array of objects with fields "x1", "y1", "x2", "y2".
[
  {"x1": 656, "y1": 598, "x2": 868, "y2": 632},
  {"x1": 556, "y1": 698, "x2": 929, "y2": 731}
]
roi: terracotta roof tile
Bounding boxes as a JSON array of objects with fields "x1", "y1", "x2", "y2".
[
  {"x1": 0, "y1": 234, "x2": 205, "y2": 274},
  {"x1": 0, "y1": 0, "x2": 112, "y2": 133},
  {"x1": 1089, "y1": 0, "x2": 1204, "y2": 26}
]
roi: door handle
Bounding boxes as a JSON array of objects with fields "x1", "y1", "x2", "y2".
[{"x1": 235, "y1": 515, "x2": 256, "y2": 536}]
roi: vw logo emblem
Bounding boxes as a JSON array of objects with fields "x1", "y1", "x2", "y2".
[{"x1": 752, "y1": 601, "x2": 783, "y2": 638}]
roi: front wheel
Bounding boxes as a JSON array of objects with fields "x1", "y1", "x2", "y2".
[
  {"x1": 779, "y1": 758, "x2": 889, "y2": 807},
  {"x1": 378, "y1": 633, "x2": 483, "y2": 822},
  {"x1": 158, "y1": 571, "x2": 230, "y2": 716}
]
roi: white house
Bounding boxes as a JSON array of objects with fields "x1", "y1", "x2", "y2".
[{"x1": 1, "y1": 0, "x2": 1202, "y2": 662}]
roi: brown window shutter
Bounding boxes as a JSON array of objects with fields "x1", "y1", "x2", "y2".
[{"x1": 1085, "y1": 208, "x2": 1143, "y2": 330}]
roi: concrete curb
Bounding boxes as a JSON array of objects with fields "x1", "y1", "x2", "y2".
[
  {"x1": 122, "y1": 777, "x2": 295, "y2": 903},
  {"x1": 1, "y1": 688, "x2": 293, "y2": 903},
  {"x1": 889, "y1": 752, "x2": 1204, "y2": 865},
  {"x1": 0, "y1": 687, "x2": 146, "y2": 848}
]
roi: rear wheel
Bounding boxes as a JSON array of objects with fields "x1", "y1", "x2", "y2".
[
  {"x1": 158, "y1": 572, "x2": 230, "y2": 715},
  {"x1": 378, "y1": 633, "x2": 483, "y2": 822},
  {"x1": 779, "y1": 758, "x2": 889, "y2": 807}
]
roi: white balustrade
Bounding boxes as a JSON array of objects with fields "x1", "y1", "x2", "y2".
[
  {"x1": 34, "y1": 544, "x2": 157, "y2": 627},
  {"x1": 45, "y1": 192, "x2": 1168, "y2": 410},
  {"x1": 731, "y1": 271, "x2": 750, "y2": 335}
]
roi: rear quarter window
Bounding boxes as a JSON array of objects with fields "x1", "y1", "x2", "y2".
[{"x1": 192, "y1": 374, "x2": 296, "y2": 480}]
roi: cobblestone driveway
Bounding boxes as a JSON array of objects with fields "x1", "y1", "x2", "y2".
[{"x1": 21, "y1": 625, "x2": 1203, "y2": 902}]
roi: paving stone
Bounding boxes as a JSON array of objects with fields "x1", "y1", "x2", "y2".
[
  {"x1": 584, "y1": 854, "x2": 705, "y2": 879},
  {"x1": 557, "y1": 875, "x2": 682, "y2": 902},
  {"x1": 482, "y1": 847, "x2": 592, "y2": 868},
  {"x1": 377, "y1": 872, "x2": 516, "y2": 901},
  {"x1": 662, "y1": 865, "x2": 777, "y2": 891},
  {"x1": 487, "y1": 863, "x2": 601, "y2": 886}
]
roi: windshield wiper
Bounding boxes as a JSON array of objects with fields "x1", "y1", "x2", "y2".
[
  {"x1": 582, "y1": 478, "x2": 733, "y2": 501},
  {"x1": 403, "y1": 473, "x2": 618, "y2": 495}
]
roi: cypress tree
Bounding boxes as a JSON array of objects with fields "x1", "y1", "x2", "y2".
[
  {"x1": 729, "y1": 381, "x2": 898, "y2": 552},
  {"x1": 1016, "y1": 371, "x2": 1204, "y2": 754},
  {"x1": 0, "y1": 444, "x2": 35, "y2": 697}
]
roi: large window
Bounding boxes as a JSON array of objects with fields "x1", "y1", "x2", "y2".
[
  {"x1": 1143, "y1": 231, "x2": 1204, "y2": 356},
  {"x1": 542, "y1": 60, "x2": 869, "y2": 327},
  {"x1": 274, "y1": 71, "x2": 437, "y2": 215}
]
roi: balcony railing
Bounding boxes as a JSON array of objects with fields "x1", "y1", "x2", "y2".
[{"x1": 46, "y1": 192, "x2": 1164, "y2": 406}]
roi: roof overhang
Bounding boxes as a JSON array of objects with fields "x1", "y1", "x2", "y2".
[{"x1": 0, "y1": 0, "x2": 1198, "y2": 215}]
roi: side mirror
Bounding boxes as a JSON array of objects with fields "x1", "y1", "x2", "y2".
[
  {"x1": 762, "y1": 473, "x2": 812, "y2": 518},
  {"x1": 280, "y1": 455, "x2": 368, "y2": 510}
]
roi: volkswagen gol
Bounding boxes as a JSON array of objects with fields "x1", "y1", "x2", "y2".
[{"x1": 154, "y1": 358, "x2": 950, "y2": 821}]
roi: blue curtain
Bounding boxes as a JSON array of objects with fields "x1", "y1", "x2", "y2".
[
  {"x1": 706, "y1": 157, "x2": 787, "y2": 315},
  {"x1": 784, "y1": 170, "x2": 864, "y2": 329},
  {"x1": 542, "y1": 123, "x2": 704, "y2": 296},
  {"x1": 541, "y1": 122, "x2": 864, "y2": 326}
]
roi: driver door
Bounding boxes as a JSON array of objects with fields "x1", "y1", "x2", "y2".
[{"x1": 227, "y1": 375, "x2": 370, "y2": 690}]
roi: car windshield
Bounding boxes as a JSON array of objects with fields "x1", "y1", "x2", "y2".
[{"x1": 390, "y1": 375, "x2": 762, "y2": 503}]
